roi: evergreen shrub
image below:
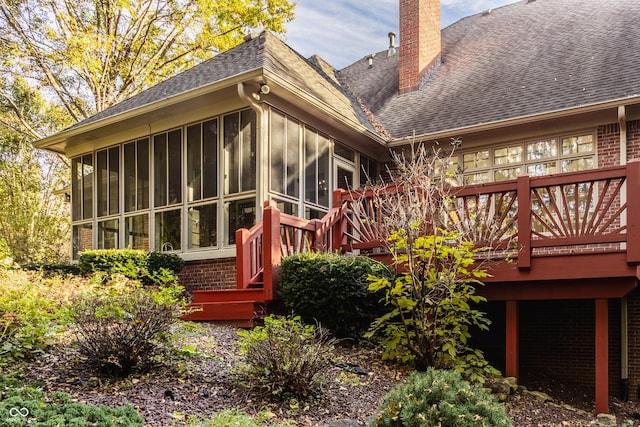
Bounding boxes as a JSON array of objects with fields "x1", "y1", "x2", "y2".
[
  {"x1": 279, "y1": 252, "x2": 391, "y2": 338},
  {"x1": 0, "y1": 375, "x2": 143, "y2": 426},
  {"x1": 374, "y1": 368, "x2": 512, "y2": 427}
]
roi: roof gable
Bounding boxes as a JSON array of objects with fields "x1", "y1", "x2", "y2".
[{"x1": 61, "y1": 31, "x2": 375, "y2": 137}]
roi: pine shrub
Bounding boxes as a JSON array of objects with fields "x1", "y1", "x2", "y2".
[
  {"x1": 279, "y1": 252, "x2": 391, "y2": 338},
  {"x1": 236, "y1": 315, "x2": 337, "y2": 400},
  {"x1": 374, "y1": 368, "x2": 512, "y2": 427},
  {"x1": 0, "y1": 375, "x2": 143, "y2": 426}
]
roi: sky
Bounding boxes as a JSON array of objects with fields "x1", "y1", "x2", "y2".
[{"x1": 283, "y1": 0, "x2": 517, "y2": 69}]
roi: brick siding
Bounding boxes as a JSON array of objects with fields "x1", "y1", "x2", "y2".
[{"x1": 178, "y1": 258, "x2": 237, "y2": 292}]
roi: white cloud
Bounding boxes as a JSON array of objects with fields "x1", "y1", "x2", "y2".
[{"x1": 284, "y1": 0, "x2": 516, "y2": 69}]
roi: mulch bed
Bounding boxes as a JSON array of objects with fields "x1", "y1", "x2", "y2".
[{"x1": 15, "y1": 323, "x2": 640, "y2": 426}]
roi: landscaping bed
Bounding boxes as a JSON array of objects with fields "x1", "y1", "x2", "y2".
[{"x1": 16, "y1": 323, "x2": 634, "y2": 426}]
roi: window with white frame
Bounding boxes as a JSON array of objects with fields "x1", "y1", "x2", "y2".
[
  {"x1": 186, "y1": 119, "x2": 219, "y2": 250},
  {"x1": 123, "y1": 138, "x2": 150, "y2": 250},
  {"x1": 70, "y1": 108, "x2": 258, "y2": 259},
  {"x1": 304, "y1": 128, "x2": 330, "y2": 208},
  {"x1": 270, "y1": 111, "x2": 300, "y2": 198},
  {"x1": 459, "y1": 132, "x2": 595, "y2": 184},
  {"x1": 224, "y1": 110, "x2": 256, "y2": 195}
]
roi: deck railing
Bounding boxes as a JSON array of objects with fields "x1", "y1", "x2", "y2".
[{"x1": 236, "y1": 160, "x2": 640, "y2": 299}]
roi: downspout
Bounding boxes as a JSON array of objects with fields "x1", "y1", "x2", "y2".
[
  {"x1": 238, "y1": 82, "x2": 267, "y2": 221},
  {"x1": 619, "y1": 104, "x2": 629, "y2": 400}
]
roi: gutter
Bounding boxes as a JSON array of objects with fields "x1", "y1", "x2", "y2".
[
  {"x1": 387, "y1": 95, "x2": 640, "y2": 147},
  {"x1": 33, "y1": 68, "x2": 265, "y2": 152}
]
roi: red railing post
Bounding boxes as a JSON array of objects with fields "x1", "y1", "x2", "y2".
[
  {"x1": 332, "y1": 189, "x2": 347, "y2": 253},
  {"x1": 235, "y1": 228, "x2": 250, "y2": 289},
  {"x1": 262, "y1": 203, "x2": 282, "y2": 301},
  {"x1": 627, "y1": 160, "x2": 640, "y2": 263},
  {"x1": 517, "y1": 175, "x2": 531, "y2": 269}
]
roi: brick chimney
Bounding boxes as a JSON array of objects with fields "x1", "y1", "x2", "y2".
[{"x1": 399, "y1": 0, "x2": 441, "y2": 94}]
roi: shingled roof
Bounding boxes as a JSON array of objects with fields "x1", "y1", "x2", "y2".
[
  {"x1": 340, "y1": 0, "x2": 640, "y2": 139},
  {"x1": 68, "y1": 31, "x2": 374, "y2": 133}
]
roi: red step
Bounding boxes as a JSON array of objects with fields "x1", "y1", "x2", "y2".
[
  {"x1": 183, "y1": 288, "x2": 269, "y2": 325},
  {"x1": 191, "y1": 288, "x2": 265, "y2": 303}
]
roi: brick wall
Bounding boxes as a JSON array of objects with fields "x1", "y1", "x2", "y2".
[
  {"x1": 627, "y1": 120, "x2": 640, "y2": 160},
  {"x1": 517, "y1": 299, "x2": 620, "y2": 396},
  {"x1": 476, "y1": 299, "x2": 622, "y2": 398},
  {"x1": 178, "y1": 258, "x2": 237, "y2": 292},
  {"x1": 626, "y1": 288, "x2": 640, "y2": 400},
  {"x1": 598, "y1": 123, "x2": 620, "y2": 167}
]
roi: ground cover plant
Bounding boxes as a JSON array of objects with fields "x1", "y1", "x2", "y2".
[
  {"x1": 0, "y1": 374, "x2": 143, "y2": 426},
  {"x1": 0, "y1": 269, "x2": 86, "y2": 364}
]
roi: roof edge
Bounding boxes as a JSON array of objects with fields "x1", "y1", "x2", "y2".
[
  {"x1": 33, "y1": 68, "x2": 265, "y2": 152},
  {"x1": 388, "y1": 95, "x2": 640, "y2": 146}
]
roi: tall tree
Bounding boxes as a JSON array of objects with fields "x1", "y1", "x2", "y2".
[
  {"x1": 0, "y1": 80, "x2": 69, "y2": 264},
  {"x1": 0, "y1": 0, "x2": 295, "y2": 263},
  {"x1": 0, "y1": 0, "x2": 295, "y2": 127}
]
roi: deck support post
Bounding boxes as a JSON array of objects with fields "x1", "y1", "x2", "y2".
[
  {"x1": 595, "y1": 298, "x2": 609, "y2": 414},
  {"x1": 505, "y1": 300, "x2": 519, "y2": 379}
]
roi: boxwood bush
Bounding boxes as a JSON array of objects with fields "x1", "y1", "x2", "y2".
[
  {"x1": 78, "y1": 249, "x2": 184, "y2": 285},
  {"x1": 279, "y1": 252, "x2": 392, "y2": 338}
]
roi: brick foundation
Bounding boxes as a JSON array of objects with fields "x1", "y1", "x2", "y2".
[
  {"x1": 477, "y1": 297, "x2": 628, "y2": 399},
  {"x1": 178, "y1": 258, "x2": 237, "y2": 292}
]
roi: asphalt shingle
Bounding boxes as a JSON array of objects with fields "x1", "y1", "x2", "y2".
[{"x1": 340, "y1": 0, "x2": 640, "y2": 139}]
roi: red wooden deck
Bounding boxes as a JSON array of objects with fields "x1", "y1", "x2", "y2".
[{"x1": 184, "y1": 159, "x2": 640, "y2": 414}]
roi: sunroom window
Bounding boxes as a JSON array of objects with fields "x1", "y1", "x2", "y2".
[
  {"x1": 270, "y1": 111, "x2": 300, "y2": 198},
  {"x1": 304, "y1": 129, "x2": 330, "y2": 208},
  {"x1": 71, "y1": 154, "x2": 93, "y2": 221},
  {"x1": 154, "y1": 129, "x2": 182, "y2": 207},
  {"x1": 96, "y1": 146, "x2": 119, "y2": 217},
  {"x1": 224, "y1": 110, "x2": 256, "y2": 195}
]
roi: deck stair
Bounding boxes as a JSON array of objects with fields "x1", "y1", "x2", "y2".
[{"x1": 184, "y1": 288, "x2": 268, "y2": 327}]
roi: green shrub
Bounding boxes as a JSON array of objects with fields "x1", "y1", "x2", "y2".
[
  {"x1": 279, "y1": 252, "x2": 391, "y2": 338},
  {"x1": 148, "y1": 251, "x2": 184, "y2": 276},
  {"x1": 0, "y1": 375, "x2": 143, "y2": 426},
  {"x1": 70, "y1": 274, "x2": 188, "y2": 377},
  {"x1": 0, "y1": 270, "x2": 86, "y2": 364},
  {"x1": 23, "y1": 263, "x2": 81, "y2": 277},
  {"x1": 236, "y1": 315, "x2": 337, "y2": 400},
  {"x1": 78, "y1": 249, "x2": 184, "y2": 285},
  {"x1": 373, "y1": 368, "x2": 512, "y2": 427}
]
